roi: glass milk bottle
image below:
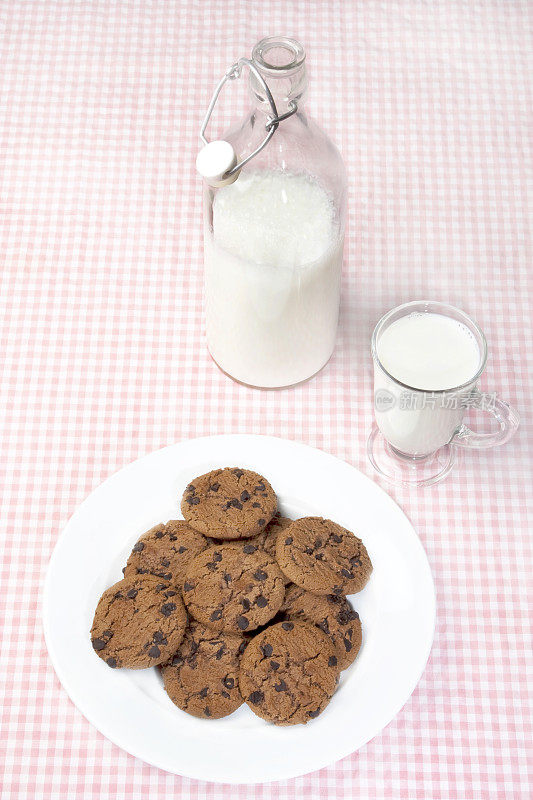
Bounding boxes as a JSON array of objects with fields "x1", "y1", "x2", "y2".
[{"x1": 197, "y1": 37, "x2": 347, "y2": 388}]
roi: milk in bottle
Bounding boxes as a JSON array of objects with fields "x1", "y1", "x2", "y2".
[{"x1": 206, "y1": 170, "x2": 343, "y2": 388}]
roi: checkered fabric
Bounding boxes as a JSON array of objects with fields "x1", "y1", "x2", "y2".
[{"x1": 1, "y1": 1, "x2": 531, "y2": 797}]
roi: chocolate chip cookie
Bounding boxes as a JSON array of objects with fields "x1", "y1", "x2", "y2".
[
  {"x1": 239, "y1": 620, "x2": 339, "y2": 725},
  {"x1": 90, "y1": 576, "x2": 187, "y2": 669},
  {"x1": 160, "y1": 621, "x2": 246, "y2": 719},
  {"x1": 181, "y1": 468, "x2": 277, "y2": 539},
  {"x1": 276, "y1": 517, "x2": 372, "y2": 595},
  {"x1": 280, "y1": 583, "x2": 362, "y2": 670},
  {"x1": 182, "y1": 543, "x2": 285, "y2": 634},
  {"x1": 244, "y1": 514, "x2": 292, "y2": 559},
  {"x1": 123, "y1": 520, "x2": 210, "y2": 586}
]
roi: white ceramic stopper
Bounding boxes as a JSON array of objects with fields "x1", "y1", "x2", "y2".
[{"x1": 196, "y1": 140, "x2": 239, "y2": 187}]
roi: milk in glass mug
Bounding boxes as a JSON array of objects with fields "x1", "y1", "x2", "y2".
[{"x1": 367, "y1": 301, "x2": 519, "y2": 487}]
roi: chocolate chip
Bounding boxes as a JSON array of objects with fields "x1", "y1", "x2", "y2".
[
  {"x1": 332, "y1": 534, "x2": 343, "y2": 543},
  {"x1": 281, "y1": 622, "x2": 294, "y2": 631},
  {"x1": 213, "y1": 552, "x2": 222, "y2": 562},
  {"x1": 238, "y1": 641, "x2": 248, "y2": 655},
  {"x1": 160, "y1": 603, "x2": 176, "y2": 616},
  {"x1": 160, "y1": 558, "x2": 170, "y2": 568},
  {"x1": 148, "y1": 645, "x2": 161, "y2": 658},
  {"x1": 308, "y1": 709, "x2": 320, "y2": 718},
  {"x1": 171, "y1": 655, "x2": 184, "y2": 666},
  {"x1": 315, "y1": 553, "x2": 324, "y2": 560},
  {"x1": 199, "y1": 687, "x2": 208, "y2": 698},
  {"x1": 155, "y1": 583, "x2": 169, "y2": 591},
  {"x1": 178, "y1": 546, "x2": 187, "y2": 554},
  {"x1": 222, "y1": 690, "x2": 230, "y2": 699},
  {"x1": 304, "y1": 547, "x2": 313, "y2": 555},
  {"x1": 261, "y1": 643, "x2": 273, "y2": 658},
  {"x1": 223, "y1": 572, "x2": 232, "y2": 583},
  {"x1": 187, "y1": 484, "x2": 196, "y2": 492},
  {"x1": 137, "y1": 568, "x2": 149, "y2": 574},
  {"x1": 204, "y1": 707, "x2": 211, "y2": 717},
  {"x1": 341, "y1": 569, "x2": 354, "y2": 579},
  {"x1": 223, "y1": 677, "x2": 235, "y2": 689},
  {"x1": 240, "y1": 490, "x2": 250, "y2": 502},
  {"x1": 155, "y1": 529, "x2": 164, "y2": 538},
  {"x1": 92, "y1": 638, "x2": 106, "y2": 651},
  {"x1": 186, "y1": 496, "x2": 200, "y2": 505},
  {"x1": 240, "y1": 598, "x2": 251, "y2": 611},
  {"x1": 165, "y1": 590, "x2": 177, "y2": 597},
  {"x1": 328, "y1": 655, "x2": 338, "y2": 667},
  {"x1": 254, "y1": 570, "x2": 267, "y2": 581},
  {"x1": 210, "y1": 482, "x2": 220, "y2": 492},
  {"x1": 183, "y1": 582, "x2": 194, "y2": 591},
  {"x1": 274, "y1": 680, "x2": 287, "y2": 692},
  {"x1": 233, "y1": 469, "x2": 244, "y2": 478},
  {"x1": 225, "y1": 498, "x2": 242, "y2": 510},
  {"x1": 252, "y1": 502, "x2": 261, "y2": 508},
  {"x1": 337, "y1": 608, "x2": 358, "y2": 624},
  {"x1": 169, "y1": 535, "x2": 177, "y2": 541},
  {"x1": 285, "y1": 536, "x2": 293, "y2": 545},
  {"x1": 248, "y1": 691, "x2": 264, "y2": 705},
  {"x1": 343, "y1": 637, "x2": 353, "y2": 652},
  {"x1": 243, "y1": 544, "x2": 257, "y2": 554},
  {"x1": 332, "y1": 586, "x2": 343, "y2": 595},
  {"x1": 350, "y1": 556, "x2": 362, "y2": 567},
  {"x1": 215, "y1": 646, "x2": 225, "y2": 660},
  {"x1": 270, "y1": 660, "x2": 280, "y2": 670},
  {"x1": 106, "y1": 657, "x2": 117, "y2": 668},
  {"x1": 153, "y1": 631, "x2": 166, "y2": 643},
  {"x1": 237, "y1": 616, "x2": 249, "y2": 630},
  {"x1": 257, "y1": 518, "x2": 266, "y2": 527},
  {"x1": 318, "y1": 619, "x2": 329, "y2": 634},
  {"x1": 255, "y1": 595, "x2": 268, "y2": 608},
  {"x1": 255, "y1": 483, "x2": 265, "y2": 491},
  {"x1": 314, "y1": 539, "x2": 323, "y2": 548},
  {"x1": 210, "y1": 609, "x2": 222, "y2": 621},
  {"x1": 132, "y1": 542, "x2": 144, "y2": 552},
  {"x1": 102, "y1": 630, "x2": 113, "y2": 638}
]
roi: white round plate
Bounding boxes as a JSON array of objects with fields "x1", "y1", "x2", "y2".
[{"x1": 43, "y1": 435, "x2": 435, "y2": 784}]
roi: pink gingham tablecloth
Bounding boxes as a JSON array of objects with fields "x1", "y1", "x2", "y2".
[{"x1": 1, "y1": 1, "x2": 532, "y2": 797}]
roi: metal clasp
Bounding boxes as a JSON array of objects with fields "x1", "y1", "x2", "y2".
[{"x1": 199, "y1": 57, "x2": 297, "y2": 177}]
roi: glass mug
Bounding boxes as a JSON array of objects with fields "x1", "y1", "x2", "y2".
[{"x1": 367, "y1": 301, "x2": 519, "y2": 487}]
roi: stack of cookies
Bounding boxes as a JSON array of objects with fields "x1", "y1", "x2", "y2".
[{"x1": 90, "y1": 467, "x2": 372, "y2": 725}]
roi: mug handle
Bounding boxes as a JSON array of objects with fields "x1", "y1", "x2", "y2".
[{"x1": 453, "y1": 388, "x2": 519, "y2": 449}]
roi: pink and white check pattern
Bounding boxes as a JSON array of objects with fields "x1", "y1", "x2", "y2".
[{"x1": 1, "y1": 1, "x2": 531, "y2": 797}]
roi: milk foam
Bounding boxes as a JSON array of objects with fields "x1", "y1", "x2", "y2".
[{"x1": 212, "y1": 171, "x2": 336, "y2": 267}]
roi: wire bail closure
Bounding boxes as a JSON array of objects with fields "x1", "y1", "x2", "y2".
[{"x1": 197, "y1": 57, "x2": 297, "y2": 185}]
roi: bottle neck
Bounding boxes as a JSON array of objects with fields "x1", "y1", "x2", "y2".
[{"x1": 249, "y1": 37, "x2": 307, "y2": 116}]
